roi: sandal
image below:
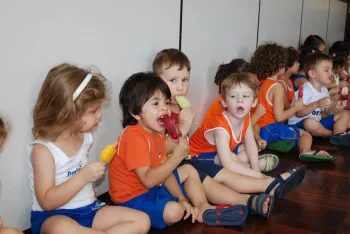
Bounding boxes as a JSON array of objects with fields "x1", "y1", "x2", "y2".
[
  {"x1": 267, "y1": 140, "x2": 294, "y2": 153},
  {"x1": 247, "y1": 194, "x2": 275, "y2": 218},
  {"x1": 259, "y1": 154, "x2": 279, "y2": 172},
  {"x1": 265, "y1": 166, "x2": 306, "y2": 199},
  {"x1": 299, "y1": 150, "x2": 336, "y2": 162},
  {"x1": 202, "y1": 204, "x2": 248, "y2": 226}
]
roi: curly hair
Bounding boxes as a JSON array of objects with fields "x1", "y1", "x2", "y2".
[
  {"x1": 286, "y1": 47, "x2": 299, "y2": 69},
  {"x1": 251, "y1": 43, "x2": 287, "y2": 80}
]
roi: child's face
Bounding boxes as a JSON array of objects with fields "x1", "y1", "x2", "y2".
[
  {"x1": 134, "y1": 90, "x2": 171, "y2": 133},
  {"x1": 288, "y1": 61, "x2": 300, "y2": 75},
  {"x1": 158, "y1": 65, "x2": 190, "y2": 104},
  {"x1": 334, "y1": 65, "x2": 346, "y2": 75},
  {"x1": 79, "y1": 102, "x2": 103, "y2": 132},
  {"x1": 310, "y1": 61, "x2": 333, "y2": 85},
  {"x1": 221, "y1": 83, "x2": 256, "y2": 119},
  {"x1": 318, "y1": 44, "x2": 326, "y2": 53}
]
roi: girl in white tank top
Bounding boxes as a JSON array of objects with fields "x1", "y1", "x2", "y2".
[{"x1": 29, "y1": 63, "x2": 150, "y2": 234}]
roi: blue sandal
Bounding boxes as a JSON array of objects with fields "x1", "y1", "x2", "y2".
[
  {"x1": 202, "y1": 204, "x2": 248, "y2": 226},
  {"x1": 247, "y1": 194, "x2": 275, "y2": 218},
  {"x1": 265, "y1": 166, "x2": 306, "y2": 199}
]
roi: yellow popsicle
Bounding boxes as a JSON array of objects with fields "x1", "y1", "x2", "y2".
[
  {"x1": 100, "y1": 140, "x2": 118, "y2": 163},
  {"x1": 175, "y1": 96, "x2": 192, "y2": 109}
]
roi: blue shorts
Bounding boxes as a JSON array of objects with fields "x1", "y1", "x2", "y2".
[
  {"x1": 260, "y1": 122, "x2": 300, "y2": 146},
  {"x1": 181, "y1": 160, "x2": 223, "y2": 182},
  {"x1": 115, "y1": 169, "x2": 186, "y2": 229},
  {"x1": 296, "y1": 115, "x2": 335, "y2": 131},
  {"x1": 191, "y1": 145, "x2": 239, "y2": 162},
  {"x1": 30, "y1": 200, "x2": 105, "y2": 234}
]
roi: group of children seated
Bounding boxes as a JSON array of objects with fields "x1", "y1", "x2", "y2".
[{"x1": 1, "y1": 34, "x2": 350, "y2": 234}]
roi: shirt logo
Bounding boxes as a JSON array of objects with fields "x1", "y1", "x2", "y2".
[{"x1": 67, "y1": 160, "x2": 83, "y2": 177}]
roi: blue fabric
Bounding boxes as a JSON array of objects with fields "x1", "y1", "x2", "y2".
[
  {"x1": 30, "y1": 200, "x2": 105, "y2": 234},
  {"x1": 296, "y1": 115, "x2": 335, "y2": 131},
  {"x1": 191, "y1": 145, "x2": 240, "y2": 163},
  {"x1": 260, "y1": 122, "x2": 300, "y2": 146},
  {"x1": 290, "y1": 74, "x2": 307, "y2": 91},
  {"x1": 115, "y1": 169, "x2": 186, "y2": 229},
  {"x1": 182, "y1": 160, "x2": 223, "y2": 182}
]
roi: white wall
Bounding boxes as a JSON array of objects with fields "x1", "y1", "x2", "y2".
[
  {"x1": 258, "y1": 0, "x2": 303, "y2": 48},
  {"x1": 0, "y1": 0, "x2": 180, "y2": 230},
  {"x1": 181, "y1": 0, "x2": 260, "y2": 130},
  {"x1": 300, "y1": 0, "x2": 330, "y2": 44},
  {"x1": 326, "y1": 0, "x2": 347, "y2": 47}
]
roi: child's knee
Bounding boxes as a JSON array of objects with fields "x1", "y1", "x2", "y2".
[
  {"x1": 303, "y1": 118, "x2": 321, "y2": 131},
  {"x1": 163, "y1": 202, "x2": 184, "y2": 225},
  {"x1": 136, "y1": 213, "x2": 151, "y2": 233},
  {"x1": 178, "y1": 164, "x2": 198, "y2": 178},
  {"x1": 0, "y1": 227, "x2": 23, "y2": 234}
]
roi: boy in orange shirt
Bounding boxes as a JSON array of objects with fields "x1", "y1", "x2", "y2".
[
  {"x1": 252, "y1": 43, "x2": 332, "y2": 160},
  {"x1": 109, "y1": 72, "x2": 250, "y2": 229}
]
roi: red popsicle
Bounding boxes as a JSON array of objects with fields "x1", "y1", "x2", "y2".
[
  {"x1": 341, "y1": 87, "x2": 348, "y2": 101},
  {"x1": 298, "y1": 86, "x2": 304, "y2": 99},
  {"x1": 158, "y1": 115, "x2": 182, "y2": 139}
]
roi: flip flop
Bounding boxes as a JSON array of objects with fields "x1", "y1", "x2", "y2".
[
  {"x1": 267, "y1": 140, "x2": 294, "y2": 153},
  {"x1": 265, "y1": 166, "x2": 306, "y2": 199},
  {"x1": 247, "y1": 194, "x2": 275, "y2": 218},
  {"x1": 202, "y1": 204, "x2": 248, "y2": 226},
  {"x1": 330, "y1": 133, "x2": 350, "y2": 147},
  {"x1": 259, "y1": 154, "x2": 279, "y2": 172},
  {"x1": 299, "y1": 150, "x2": 336, "y2": 162}
]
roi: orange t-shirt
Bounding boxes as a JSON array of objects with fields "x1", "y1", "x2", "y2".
[
  {"x1": 257, "y1": 79, "x2": 279, "y2": 128},
  {"x1": 277, "y1": 76, "x2": 295, "y2": 105},
  {"x1": 189, "y1": 110, "x2": 250, "y2": 156},
  {"x1": 108, "y1": 125, "x2": 167, "y2": 203}
]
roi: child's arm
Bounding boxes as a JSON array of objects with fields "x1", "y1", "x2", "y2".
[
  {"x1": 250, "y1": 104, "x2": 265, "y2": 126},
  {"x1": 31, "y1": 144, "x2": 105, "y2": 211},
  {"x1": 135, "y1": 138, "x2": 188, "y2": 188},
  {"x1": 295, "y1": 97, "x2": 330, "y2": 117},
  {"x1": 277, "y1": 80, "x2": 291, "y2": 109},
  {"x1": 243, "y1": 123, "x2": 260, "y2": 172},
  {"x1": 163, "y1": 174, "x2": 186, "y2": 200},
  {"x1": 214, "y1": 129, "x2": 263, "y2": 177},
  {"x1": 273, "y1": 84, "x2": 303, "y2": 122}
]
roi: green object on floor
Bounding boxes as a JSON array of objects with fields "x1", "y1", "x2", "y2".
[
  {"x1": 299, "y1": 150, "x2": 336, "y2": 162},
  {"x1": 267, "y1": 140, "x2": 294, "y2": 153}
]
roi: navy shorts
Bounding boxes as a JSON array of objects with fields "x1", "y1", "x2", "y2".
[
  {"x1": 30, "y1": 200, "x2": 106, "y2": 234},
  {"x1": 181, "y1": 160, "x2": 224, "y2": 182},
  {"x1": 260, "y1": 122, "x2": 300, "y2": 146},
  {"x1": 296, "y1": 115, "x2": 335, "y2": 131},
  {"x1": 115, "y1": 169, "x2": 186, "y2": 229},
  {"x1": 191, "y1": 145, "x2": 239, "y2": 162}
]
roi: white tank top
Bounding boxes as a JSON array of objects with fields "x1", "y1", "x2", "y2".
[{"x1": 28, "y1": 133, "x2": 95, "y2": 211}]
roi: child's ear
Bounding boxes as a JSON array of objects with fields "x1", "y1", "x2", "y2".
[
  {"x1": 252, "y1": 98, "x2": 258, "y2": 108},
  {"x1": 308, "y1": 69, "x2": 316, "y2": 78},
  {"x1": 130, "y1": 112, "x2": 141, "y2": 120},
  {"x1": 220, "y1": 96, "x2": 228, "y2": 108}
]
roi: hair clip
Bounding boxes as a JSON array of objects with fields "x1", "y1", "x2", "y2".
[
  {"x1": 238, "y1": 62, "x2": 247, "y2": 72},
  {"x1": 311, "y1": 34, "x2": 315, "y2": 36}
]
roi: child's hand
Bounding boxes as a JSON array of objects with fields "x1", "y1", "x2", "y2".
[
  {"x1": 178, "y1": 109, "x2": 195, "y2": 136},
  {"x1": 294, "y1": 98, "x2": 304, "y2": 111},
  {"x1": 255, "y1": 104, "x2": 266, "y2": 118},
  {"x1": 257, "y1": 139, "x2": 267, "y2": 151},
  {"x1": 329, "y1": 87, "x2": 340, "y2": 96},
  {"x1": 317, "y1": 97, "x2": 332, "y2": 108},
  {"x1": 336, "y1": 100, "x2": 347, "y2": 110},
  {"x1": 80, "y1": 162, "x2": 105, "y2": 183},
  {"x1": 172, "y1": 137, "x2": 189, "y2": 160},
  {"x1": 178, "y1": 199, "x2": 199, "y2": 223}
]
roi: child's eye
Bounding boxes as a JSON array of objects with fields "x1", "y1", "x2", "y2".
[
  {"x1": 152, "y1": 101, "x2": 159, "y2": 106},
  {"x1": 231, "y1": 95, "x2": 236, "y2": 98},
  {"x1": 165, "y1": 100, "x2": 170, "y2": 105},
  {"x1": 243, "y1": 95, "x2": 250, "y2": 98},
  {"x1": 170, "y1": 79, "x2": 176, "y2": 83},
  {"x1": 182, "y1": 78, "x2": 189, "y2": 82}
]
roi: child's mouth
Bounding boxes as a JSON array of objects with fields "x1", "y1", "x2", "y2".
[
  {"x1": 157, "y1": 116, "x2": 165, "y2": 126},
  {"x1": 237, "y1": 107, "x2": 244, "y2": 114}
]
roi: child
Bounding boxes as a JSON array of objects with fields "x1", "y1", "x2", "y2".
[
  {"x1": 0, "y1": 118, "x2": 23, "y2": 234},
  {"x1": 251, "y1": 43, "x2": 332, "y2": 161},
  {"x1": 151, "y1": 50, "x2": 306, "y2": 217},
  {"x1": 278, "y1": 47, "x2": 299, "y2": 109},
  {"x1": 109, "y1": 72, "x2": 253, "y2": 228},
  {"x1": 302, "y1": 34, "x2": 327, "y2": 53},
  {"x1": 288, "y1": 52, "x2": 350, "y2": 148},
  {"x1": 29, "y1": 64, "x2": 150, "y2": 234}
]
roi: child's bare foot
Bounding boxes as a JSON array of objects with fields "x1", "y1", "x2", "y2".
[
  {"x1": 250, "y1": 195, "x2": 271, "y2": 215},
  {"x1": 299, "y1": 150, "x2": 333, "y2": 158}
]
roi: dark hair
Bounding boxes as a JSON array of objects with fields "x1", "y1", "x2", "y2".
[
  {"x1": 329, "y1": 42, "x2": 348, "y2": 68},
  {"x1": 152, "y1": 48, "x2": 191, "y2": 75},
  {"x1": 0, "y1": 117, "x2": 7, "y2": 138},
  {"x1": 286, "y1": 47, "x2": 299, "y2": 69},
  {"x1": 214, "y1": 59, "x2": 248, "y2": 93},
  {"x1": 301, "y1": 34, "x2": 326, "y2": 50},
  {"x1": 119, "y1": 72, "x2": 171, "y2": 128},
  {"x1": 251, "y1": 43, "x2": 287, "y2": 80},
  {"x1": 304, "y1": 52, "x2": 332, "y2": 78},
  {"x1": 299, "y1": 45, "x2": 319, "y2": 71}
]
